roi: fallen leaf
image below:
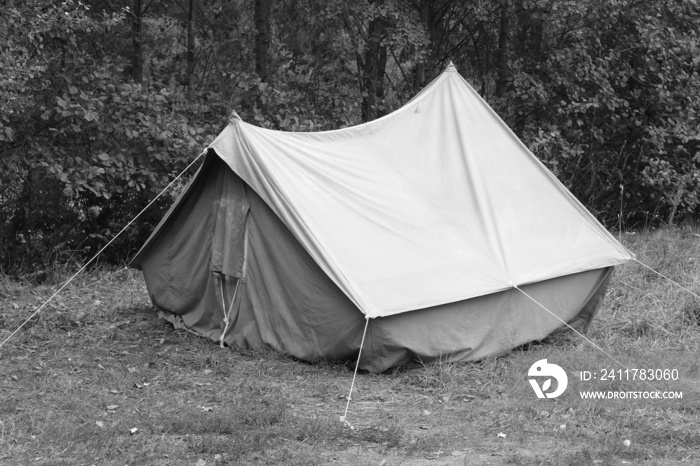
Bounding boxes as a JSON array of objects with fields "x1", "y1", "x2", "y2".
[
  {"x1": 422, "y1": 410, "x2": 431, "y2": 416},
  {"x1": 106, "y1": 405, "x2": 118, "y2": 410},
  {"x1": 203, "y1": 369, "x2": 213, "y2": 375},
  {"x1": 200, "y1": 406, "x2": 213, "y2": 412},
  {"x1": 96, "y1": 421, "x2": 104, "y2": 428},
  {"x1": 451, "y1": 451, "x2": 465, "y2": 457},
  {"x1": 134, "y1": 383, "x2": 143, "y2": 389},
  {"x1": 110, "y1": 389, "x2": 118, "y2": 394},
  {"x1": 98, "y1": 364, "x2": 105, "y2": 370},
  {"x1": 195, "y1": 459, "x2": 207, "y2": 466},
  {"x1": 129, "y1": 427, "x2": 138, "y2": 435},
  {"x1": 128, "y1": 367, "x2": 136, "y2": 373},
  {"x1": 419, "y1": 425, "x2": 430, "y2": 430}
]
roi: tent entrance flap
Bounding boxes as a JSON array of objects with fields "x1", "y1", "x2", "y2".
[{"x1": 210, "y1": 157, "x2": 250, "y2": 278}]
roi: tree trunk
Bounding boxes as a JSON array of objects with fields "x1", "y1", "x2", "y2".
[
  {"x1": 359, "y1": 4, "x2": 388, "y2": 122},
  {"x1": 254, "y1": 0, "x2": 273, "y2": 82},
  {"x1": 495, "y1": 0, "x2": 510, "y2": 98},
  {"x1": 131, "y1": 0, "x2": 143, "y2": 83},
  {"x1": 186, "y1": 0, "x2": 196, "y2": 102},
  {"x1": 414, "y1": 0, "x2": 431, "y2": 88}
]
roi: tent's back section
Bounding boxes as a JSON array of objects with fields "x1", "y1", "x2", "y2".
[{"x1": 134, "y1": 151, "x2": 613, "y2": 373}]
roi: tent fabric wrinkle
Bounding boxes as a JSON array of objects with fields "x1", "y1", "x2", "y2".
[{"x1": 131, "y1": 63, "x2": 632, "y2": 373}]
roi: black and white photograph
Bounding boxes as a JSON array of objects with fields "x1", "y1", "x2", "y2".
[{"x1": 1, "y1": 0, "x2": 698, "y2": 464}]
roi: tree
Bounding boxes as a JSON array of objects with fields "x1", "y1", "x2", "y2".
[
  {"x1": 357, "y1": 1, "x2": 389, "y2": 121},
  {"x1": 254, "y1": 0, "x2": 273, "y2": 81},
  {"x1": 131, "y1": 0, "x2": 144, "y2": 83},
  {"x1": 187, "y1": 0, "x2": 196, "y2": 101},
  {"x1": 495, "y1": 0, "x2": 510, "y2": 98}
]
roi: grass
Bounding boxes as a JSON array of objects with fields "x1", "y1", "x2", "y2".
[{"x1": 1, "y1": 226, "x2": 700, "y2": 465}]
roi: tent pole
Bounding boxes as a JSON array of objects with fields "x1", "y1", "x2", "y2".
[{"x1": 340, "y1": 316, "x2": 370, "y2": 429}]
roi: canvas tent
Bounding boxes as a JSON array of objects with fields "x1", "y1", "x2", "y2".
[{"x1": 131, "y1": 63, "x2": 633, "y2": 373}]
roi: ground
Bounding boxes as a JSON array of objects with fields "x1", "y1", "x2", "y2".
[{"x1": 1, "y1": 228, "x2": 700, "y2": 465}]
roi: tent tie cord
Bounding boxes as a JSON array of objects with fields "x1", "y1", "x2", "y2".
[
  {"x1": 0, "y1": 150, "x2": 208, "y2": 352},
  {"x1": 218, "y1": 274, "x2": 241, "y2": 348},
  {"x1": 340, "y1": 316, "x2": 370, "y2": 430}
]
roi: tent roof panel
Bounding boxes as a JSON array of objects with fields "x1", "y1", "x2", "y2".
[{"x1": 206, "y1": 64, "x2": 632, "y2": 318}]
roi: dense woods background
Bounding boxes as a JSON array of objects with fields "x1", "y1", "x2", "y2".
[{"x1": 2, "y1": 0, "x2": 700, "y2": 274}]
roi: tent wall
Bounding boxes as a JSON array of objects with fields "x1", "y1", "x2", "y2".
[
  {"x1": 362, "y1": 267, "x2": 611, "y2": 370},
  {"x1": 136, "y1": 154, "x2": 613, "y2": 373}
]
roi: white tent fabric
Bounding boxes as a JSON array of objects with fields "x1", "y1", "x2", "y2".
[{"x1": 208, "y1": 63, "x2": 633, "y2": 319}]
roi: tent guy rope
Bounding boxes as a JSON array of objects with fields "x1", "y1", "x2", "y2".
[
  {"x1": 633, "y1": 258, "x2": 700, "y2": 300},
  {"x1": 337, "y1": 256, "x2": 695, "y2": 426},
  {"x1": 513, "y1": 281, "x2": 664, "y2": 394},
  {"x1": 340, "y1": 317, "x2": 370, "y2": 429},
  {"x1": 0, "y1": 150, "x2": 207, "y2": 351}
]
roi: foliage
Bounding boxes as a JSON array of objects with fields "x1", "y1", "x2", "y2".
[
  {"x1": 0, "y1": 0, "x2": 217, "y2": 272},
  {"x1": 500, "y1": 0, "x2": 700, "y2": 227},
  {"x1": 2, "y1": 0, "x2": 700, "y2": 273}
]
